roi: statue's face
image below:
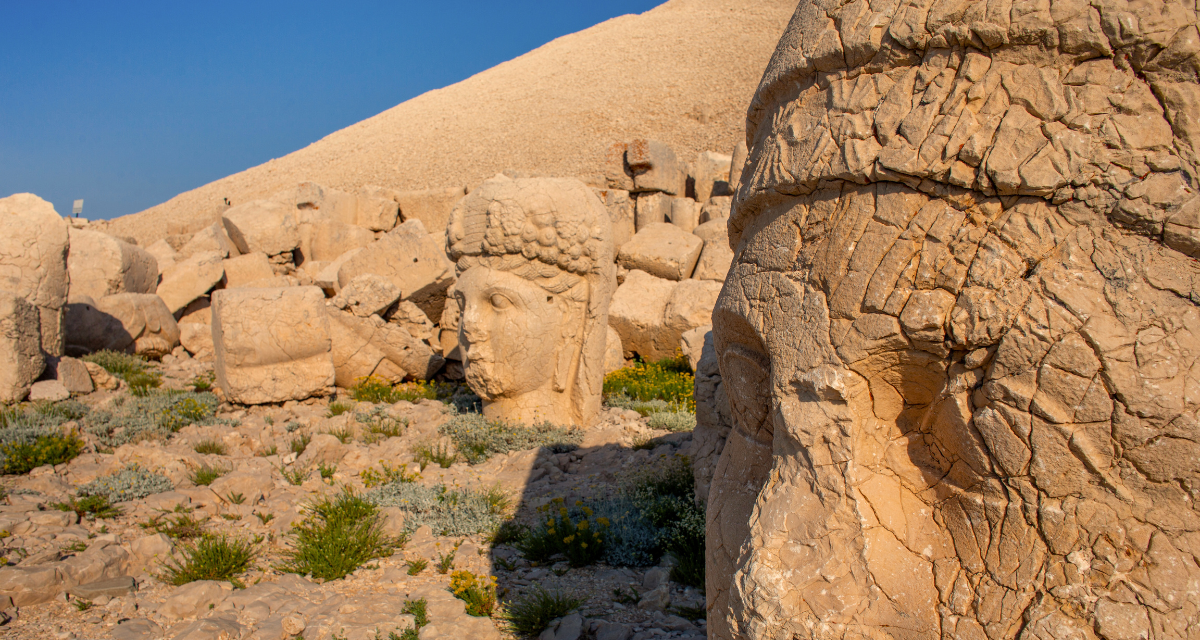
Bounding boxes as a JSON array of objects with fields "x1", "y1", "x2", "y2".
[
  {"x1": 455, "y1": 266, "x2": 564, "y2": 400},
  {"x1": 706, "y1": 2, "x2": 1200, "y2": 638}
]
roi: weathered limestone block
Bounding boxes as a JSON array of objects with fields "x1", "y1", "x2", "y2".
[
  {"x1": 356, "y1": 185, "x2": 400, "y2": 232},
  {"x1": 327, "y1": 307, "x2": 443, "y2": 385},
  {"x1": 707, "y1": 7, "x2": 1200, "y2": 639},
  {"x1": 625, "y1": 139, "x2": 686, "y2": 195},
  {"x1": 617, "y1": 223, "x2": 702, "y2": 281},
  {"x1": 331, "y1": 274, "x2": 401, "y2": 318},
  {"x1": 179, "y1": 221, "x2": 239, "y2": 259},
  {"x1": 272, "y1": 181, "x2": 359, "y2": 226},
  {"x1": 691, "y1": 150, "x2": 734, "y2": 203},
  {"x1": 699, "y1": 196, "x2": 732, "y2": 224},
  {"x1": 145, "y1": 239, "x2": 179, "y2": 271},
  {"x1": 604, "y1": 325, "x2": 625, "y2": 375},
  {"x1": 28, "y1": 379, "x2": 69, "y2": 402},
  {"x1": 668, "y1": 197, "x2": 700, "y2": 233},
  {"x1": 0, "y1": 291, "x2": 44, "y2": 403},
  {"x1": 298, "y1": 219, "x2": 376, "y2": 264},
  {"x1": 607, "y1": 270, "x2": 678, "y2": 362},
  {"x1": 157, "y1": 250, "x2": 224, "y2": 315},
  {"x1": 221, "y1": 252, "x2": 275, "y2": 289},
  {"x1": 395, "y1": 186, "x2": 467, "y2": 235},
  {"x1": 66, "y1": 228, "x2": 159, "y2": 300},
  {"x1": 56, "y1": 356, "x2": 94, "y2": 394},
  {"x1": 635, "y1": 192, "x2": 672, "y2": 231},
  {"x1": 222, "y1": 200, "x2": 300, "y2": 257},
  {"x1": 211, "y1": 287, "x2": 334, "y2": 404},
  {"x1": 0, "y1": 193, "x2": 69, "y2": 355},
  {"x1": 447, "y1": 175, "x2": 616, "y2": 427},
  {"x1": 692, "y1": 219, "x2": 734, "y2": 281},
  {"x1": 64, "y1": 293, "x2": 180, "y2": 358},
  {"x1": 338, "y1": 219, "x2": 454, "y2": 320},
  {"x1": 386, "y1": 300, "x2": 435, "y2": 344},
  {"x1": 595, "y1": 188, "x2": 636, "y2": 248}
]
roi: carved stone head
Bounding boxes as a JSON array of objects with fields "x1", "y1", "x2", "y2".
[
  {"x1": 447, "y1": 176, "x2": 616, "y2": 427},
  {"x1": 708, "y1": 1, "x2": 1200, "y2": 638}
]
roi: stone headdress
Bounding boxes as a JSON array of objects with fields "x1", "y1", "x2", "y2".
[{"x1": 446, "y1": 175, "x2": 617, "y2": 425}]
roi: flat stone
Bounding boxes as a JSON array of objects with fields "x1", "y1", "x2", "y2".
[
  {"x1": 28, "y1": 379, "x2": 69, "y2": 402},
  {"x1": 69, "y1": 575, "x2": 135, "y2": 599}
]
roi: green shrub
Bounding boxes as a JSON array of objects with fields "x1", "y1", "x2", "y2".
[
  {"x1": 143, "y1": 510, "x2": 207, "y2": 540},
  {"x1": 289, "y1": 433, "x2": 311, "y2": 455},
  {"x1": 276, "y1": 491, "x2": 394, "y2": 581},
  {"x1": 160, "y1": 533, "x2": 255, "y2": 585},
  {"x1": 327, "y1": 401, "x2": 353, "y2": 417},
  {"x1": 0, "y1": 430, "x2": 84, "y2": 474},
  {"x1": 318, "y1": 463, "x2": 337, "y2": 480},
  {"x1": 360, "y1": 462, "x2": 418, "y2": 489},
  {"x1": 438, "y1": 414, "x2": 582, "y2": 465},
  {"x1": 502, "y1": 589, "x2": 583, "y2": 637},
  {"x1": 406, "y1": 559, "x2": 427, "y2": 575},
  {"x1": 193, "y1": 439, "x2": 227, "y2": 455},
  {"x1": 646, "y1": 411, "x2": 697, "y2": 433},
  {"x1": 436, "y1": 550, "x2": 455, "y2": 574},
  {"x1": 413, "y1": 440, "x2": 456, "y2": 470},
  {"x1": 126, "y1": 370, "x2": 162, "y2": 396},
  {"x1": 189, "y1": 463, "x2": 227, "y2": 486},
  {"x1": 350, "y1": 376, "x2": 401, "y2": 404},
  {"x1": 449, "y1": 570, "x2": 496, "y2": 617},
  {"x1": 603, "y1": 354, "x2": 695, "y2": 412},
  {"x1": 82, "y1": 350, "x2": 147, "y2": 379},
  {"x1": 365, "y1": 482, "x2": 505, "y2": 536},
  {"x1": 78, "y1": 465, "x2": 172, "y2": 502},
  {"x1": 188, "y1": 371, "x2": 216, "y2": 392},
  {"x1": 281, "y1": 466, "x2": 308, "y2": 486},
  {"x1": 517, "y1": 498, "x2": 608, "y2": 567},
  {"x1": 328, "y1": 426, "x2": 354, "y2": 444},
  {"x1": 391, "y1": 598, "x2": 429, "y2": 640},
  {"x1": 85, "y1": 392, "x2": 221, "y2": 447},
  {"x1": 357, "y1": 408, "x2": 407, "y2": 443},
  {"x1": 52, "y1": 494, "x2": 120, "y2": 519}
]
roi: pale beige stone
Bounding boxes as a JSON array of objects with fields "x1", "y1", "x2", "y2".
[
  {"x1": 0, "y1": 291, "x2": 43, "y2": 403},
  {"x1": 617, "y1": 222, "x2": 702, "y2": 281},
  {"x1": 668, "y1": 197, "x2": 700, "y2": 233},
  {"x1": 635, "y1": 192, "x2": 672, "y2": 231},
  {"x1": 83, "y1": 361, "x2": 118, "y2": 391},
  {"x1": 314, "y1": 247, "x2": 363, "y2": 293},
  {"x1": 327, "y1": 307, "x2": 443, "y2": 385},
  {"x1": 707, "y1": 9, "x2": 1200, "y2": 639},
  {"x1": 64, "y1": 293, "x2": 180, "y2": 358},
  {"x1": 699, "y1": 196, "x2": 732, "y2": 224},
  {"x1": 157, "y1": 250, "x2": 224, "y2": 314},
  {"x1": 447, "y1": 175, "x2": 616, "y2": 427},
  {"x1": 298, "y1": 218, "x2": 376, "y2": 264},
  {"x1": 604, "y1": 325, "x2": 625, "y2": 375},
  {"x1": 145, "y1": 238, "x2": 179, "y2": 271},
  {"x1": 356, "y1": 184, "x2": 401, "y2": 231},
  {"x1": 595, "y1": 188, "x2": 635, "y2": 248},
  {"x1": 692, "y1": 219, "x2": 734, "y2": 281},
  {"x1": 67, "y1": 228, "x2": 159, "y2": 300},
  {"x1": 179, "y1": 323, "x2": 213, "y2": 359},
  {"x1": 625, "y1": 139, "x2": 686, "y2": 195},
  {"x1": 331, "y1": 274, "x2": 401, "y2": 318},
  {"x1": 178, "y1": 221, "x2": 239, "y2": 259},
  {"x1": 55, "y1": 356, "x2": 93, "y2": 394},
  {"x1": 338, "y1": 219, "x2": 454, "y2": 320},
  {"x1": 607, "y1": 269, "x2": 677, "y2": 361},
  {"x1": 273, "y1": 181, "x2": 359, "y2": 226},
  {"x1": 0, "y1": 193, "x2": 69, "y2": 355},
  {"x1": 691, "y1": 150, "x2": 733, "y2": 202},
  {"x1": 396, "y1": 186, "x2": 467, "y2": 235},
  {"x1": 211, "y1": 287, "x2": 335, "y2": 404},
  {"x1": 221, "y1": 199, "x2": 300, "y2": 256},
  {"x1": 221, "y1": 252, "x2": 275, "y2": 288}
]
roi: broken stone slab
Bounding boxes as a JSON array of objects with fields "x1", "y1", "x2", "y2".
[
  {"x1": 394, "y1": 186, "x2": 467, "y2": 235},
  {"x1": 595, "y1": 188, "x2": 635, "y2": 248},
  {"x1": 0, "y1": 290, "x2": 44, "y2": 403},
  {"x1": 625, "y1": 139, "x2": 686, "y2": 195},
  {"x1": 179, "y1": 220, "x2": 240, "y2": 259},
  {"x1": 212, "y1": 287, "x2": 335, "y2": 404},
  {"x1": 221, "y1": 252, "x2": 276, "y2": 289},
  {"x1": 179, "y1": 323, "x2": 213, "y2": 359},
  {"x1": 690, "y1": 150, "x2": 733, "y2": 202},
  {"x1": 28, "y1": 379, "x2": 69, "y2": 402},
  {"x1": 0, "y1": 193, "x2": 70, "y2": 356},
  {"x1": 110, "y1": 618, "x2": 162, "y2": 640},
  {"x1": 314, "y1": 247, "x2": 364, "y2": 294},
  {"x1": 221, "y1": 199, "x2": 300, "y2": 257},
  {"x1": 327, "y1": 307, "x2": 444, "y2": 385},
  {"x1": 604, "y1": 325, "x2": 625, "y2": 374},
  {"x1": 157, "y1": 250, "x2": 225, "y2": 315},
  {"x1": 160, "y1": 580, "x2": 229, "y2": 621},
  {"x1": 145, "y1": 238, "x2": 179, "y2": 272},
  {"x1": 356, "y1": 184, "x2": 401, "y2": 232},
  {"x1": 64, "y1": 293, "x2": 180, "y2": 359},
  {"x1": 617, "y1": 223, "x2": 703, "y2": 281},
  {"x1": 55, "y1": 356, "x2": 94, "y2": 394},
  {"x1": 66, "y1": 228, "x2": 160, "y2": 300},
  {"x1": 699, "y1": 196, "x2": 732, "y2": 224},
  {"x1": 273, "y1": 181, "x2": 359, "y2": 226},
  {"x1": 331, "y1": 274, "x2": 402, "y2": 318},
  {"x1": 668, "y1": 197, "x2": 700, "y2": 233},
  {"x1": 298, "y1": 219, "x2": 376, "y2": 265},
  {"x1": 607, "y1": 270, "x2": 678, "y2": 361},
  {"x1": 338, "y1": 219, "x2": 455, "y2": 320},
  {"x1": 67, "y1": 575, "x2": 135, "y2": 600},
  {"x1": 635, "y1": 192, "x2": 672, "y2": 231},
  {"x1": 679, "y1": 324, "x2": 710, "y2": 373}
]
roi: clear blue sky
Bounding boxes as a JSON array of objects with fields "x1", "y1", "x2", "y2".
[{"x1": 0, "y1": 1, "x2": 662, "y2": 221}]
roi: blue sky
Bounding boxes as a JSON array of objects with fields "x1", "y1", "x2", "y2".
[{"x1": 0, "y1": 1, "x2": 662, "y2": 220}]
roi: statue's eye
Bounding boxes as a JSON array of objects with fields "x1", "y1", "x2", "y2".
[{"x1": 489, "y1": 294, "x2": 512, "y2": 310}]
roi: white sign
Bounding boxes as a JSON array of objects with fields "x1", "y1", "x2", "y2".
[{"x1": 72, "y1": 200, "x2": 84, "y2": 216}]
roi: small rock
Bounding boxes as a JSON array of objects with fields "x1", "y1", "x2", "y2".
[
  {"x1": 28, "y1": 379, "x2": 69, "y2": 402},
  {"x1": 642, "y1": 566, "x2": 670, "y2": 591},
  {"x1": 595, "y1": 621, "x2": 633, "y2": 640},
  {"x1": 68, "y1": 576, "x2": 135, "y2": 600},
  {"x1": 555, "y1": 612, "x2": 584, "y2": 640},
  {"x1": 637, "y1": 585, "x2": 671, "y2": 611}
]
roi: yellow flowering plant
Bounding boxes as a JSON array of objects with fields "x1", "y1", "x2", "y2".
[{"x1": 449, "y1": 570, "x2": 497, "y2": 617}]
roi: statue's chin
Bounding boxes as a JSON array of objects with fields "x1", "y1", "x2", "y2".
[{"x1": 463, "y1": 364, "x2": 503, "y2": 401}]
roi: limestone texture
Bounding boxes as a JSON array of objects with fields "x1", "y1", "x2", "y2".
[
  {"x1": 66, "y1": 228, "x2": 159, "y2": 301},
  {"x1": 707, "y1": 3, "x2": 1200, "y2": 638},
  {"x1": 447, "y1": 176, "x2": 617, "y2": 427},
  {"x1": 0, "y1": 291, "x2": 44, "y2": 403},
  {"x1": 327, "y1": 307, "x2": 444, "y2": 386},
  {"x1": 338, "y1": 219, "x2": 454, "y2": 320},
  {"x1": 64, "y1": 293, "x2": 180, "y2": 359},
  {"x1": 221, "y1": 200, "x2": 300, "y2": 257},
  {"x1": 156, "y1": 251, "x2": 225, "y2": 315},
  {"x1": 211, "y1": 287, "x2": 335, "y2": 404},
  {"x1": 0, "y1": 193, "x2": 70, "y2": 355},
  {"x1": 617, "y1": 223, "x2": 703, "y2": 281}
]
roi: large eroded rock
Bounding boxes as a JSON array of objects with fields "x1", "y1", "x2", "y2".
[
  {"x1": 0, "y1": 291, "x2": 44, "y2": 403},
  {"x1": 64, "y1": 293, "x2": 180, "y2": 358},
  {"x1": 0, "y1": 193, "x2": 70, "y2": 355},
  {"x1": 66, "y1": 228, "x2": 159, "y2": 300},
  {"x1": 211, "y1": 287, "x2": 335, "y2": 404},
  {"x1": 338, "y1": 219, "x2": 454, "y2": 320},
  {"x1": 706, "y1": 4, "x2": 1200, "y2": 639}
]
